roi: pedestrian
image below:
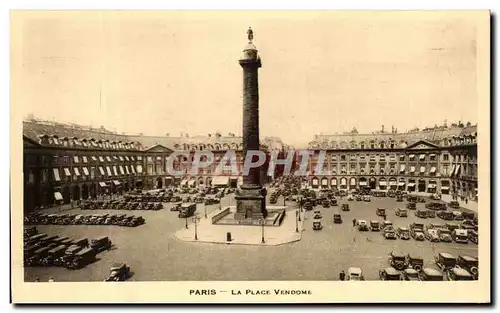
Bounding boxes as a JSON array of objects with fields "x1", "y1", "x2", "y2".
[
  {"x1": 35, "y1": 277, "x2": 40, "y2": 282},
  {"x1": 465, "y1": 198, "x2": 468, "y2": 204},
  {"x1": 352, "y1": 218, "x2": 357, "y2": 227},
  {"x1": 339, "y1": 270, "x2": 346, "y2": 281},
  {"x1": 383, "y1": 214, "x2": 387, "y2": 221},
  {"x1": 48, "y1": 277, "x2": 55, "y2": 283}
]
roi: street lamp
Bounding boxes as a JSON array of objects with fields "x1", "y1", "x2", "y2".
[
  {"x1": 295, "y1": 210, "x2": 299, "y2": 233},
  {"x1": 185, "y1": 217, "x2": 188, "y2": 229},
  {"x1": 283, "y1": 196, "x2": 286, "y2": 206},
  {"x1": 192, "y1": 215, "x2": 200, "y2": 240},
  {"x1": 260, "y1": 218, "x2": 265, "y2": 244},
  {"x1": 204, "y1": 203, "x2": 207, "y2": 219}
]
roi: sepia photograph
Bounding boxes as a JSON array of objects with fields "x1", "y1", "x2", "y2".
[{"x1": 10, "y1": 10, "x2": 490, "y2": 303}]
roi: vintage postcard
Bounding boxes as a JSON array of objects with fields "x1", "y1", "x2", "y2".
[{"x1": 10, "y1": 10, "x2": 490, "y2": 303}]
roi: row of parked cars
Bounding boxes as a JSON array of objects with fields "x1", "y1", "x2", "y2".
[
  {"x1": 24, "y1": 212, "x2": 146, "y2": 227},
  {"x1": 82, "y1": 200, "x2": 164, "y2": 211},
  {"x1": 356, "y1": 219, "x2": 478, "y2": 244},
  {"x1": 24, "y1": 230, "x2": 112, "y2": 269},
  {"x1": 345, "y1": 252, "x2": 478, "y2": 281}
]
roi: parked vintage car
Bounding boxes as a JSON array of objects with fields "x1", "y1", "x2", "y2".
[
  {"x1": 104, "y1": 263, "x2": 131, "y2": 282},
  {"x1": 357, "y1": 220, "x2": 369, "y2": 231},
  {"x1": 43, "y1": 245, "x2": 67, "y2": 267},
  {"x1": 381, "y1": 220, "x2": 393, "y2": 230},
  {"x1": 456, "y1": 255, "x2": 478, "y2": 280},
  {"x1": 396, "y1": 227, "x2": 410, "y2": 240},
  {"x1": 379, "y1": 267, "x2": 402, "y2": 281},
  {"x1": 469, "y1": 230, "x2": 478, "y2": 244},
  {"x1": 370, "y1": 220, "x2": 381, "y2": 231},
  {"x1": 425, "y1": 209, "x2": 436, "y2": 218},
  {"x1": 312, "y1": 219, "x2": 323, "y2": 231},
  {"x1": 303, "y1": 201, "x2": 313, "y2": 211},
  {"x1": 418, "y1": 268, "x2": 443, "y2": 281},
  {"x1": 396, "y1": 195, "x2": 403, "y2": 202},
  {"x1": 363, "y1": 195, "x2": 371, "y2": 202},
  {"x1": 425, "y1": 229, "x2": 440, "y2": 242},
  {"x1": 333, "y1": 213, "x2": 342, "y2": 224},
  {"x1": 437, "y1": 211, "x2": 454, "y2": 221},
  {"x1": 355, "y1": 195, "x2": 362, "y2": 201},
  {"x1": 313, "y1": 211, "x2": 322, "y2": 219},
  {"x1": 341, "y1": 204, "x2": 350, "y2": 211},
  {"x1": 406, "y1": 202, "x2": 417, "y2": 210},
  {"x1": 90, "y1": 236, "x2": 112, "y2": 253},
  {"x1": 445, "y1": 267, "x2": 474, "y2": 281},
  {"x1": 426, "y1": 201, "x2": 447, "y2": 211},
  {"x1": 347, "y1": 195, "x2": 354, "y2": 201},
  {"x1": 330, "y1": 198, "x2": 338, "y2": 206},
  {"x1": 66, "y1": 247, "x2": 97, "y2": 270},
  {"x1": 453, "y1": 229, "x2": 469, "y2": 244},
  {"x1": 395, "y1": 208, "x2": 408, "y2": 217},
  {"x1": 178, "y1": 203, "x2": 197, "y2": 218},
  {"x1": 346, "y1": 267, "x2": 364, "y2": 281},
  {"x1": 321, "y1": 199, "x2": 330, "y2": 208},
  {"x1": 376, "y1": 208, "x2": 386, "y2": 217},
  {"x1": 448, "y1": 200, "x2": 460, "y2": 208},
  {"x1": 383, "y1": 226, "x2": 397, "y2": 240},
  {"x1": 437, "y1": 228, "x2": 453, "y2": 242},
  {"x1": 415, "y1": 209, "x2": 427, "y2": 218},
  {"x1": 406, "y1": 254, "x2": 424, "y2": 271},
  {"x1": 435, "y1": 252, "x2": 457, "y2": 270},
  {"x1": 388, "y1": 251, "x2": 407, "y2": 270},
  {"x1": 170, "y1": 202, "x2": 183, "y2": 211},
  {"x1": 401, "y1": 268, "x2": 420, "y2": 281},
  {"x1": 410, "y1": 223, "x2": 425, "y2": 241}
]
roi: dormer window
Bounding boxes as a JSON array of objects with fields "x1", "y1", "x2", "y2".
[
  {"x1": 81, "y1": 139, "x2": 88, "y2": 147},
  {"x1": 52, "y1": 136, "x2": 60, "y2": 145},
  {"x1": 38, "y1": 135, "x2": 49, "y2": 145}
]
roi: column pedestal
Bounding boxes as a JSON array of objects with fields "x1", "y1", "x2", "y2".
[{"x1": 235, "y1": 185, "x2": 267, "y2": 220}]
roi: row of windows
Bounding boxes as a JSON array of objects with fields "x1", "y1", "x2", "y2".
[
  {"x1": 39, "y1": 136, "x2": 139, "y2": 151},
  {"x1": 40, "y1": 155, "x2": 144, "y2": 165},
  {"x1": 28, "y1": 165, "x2": 145, "y2": 184}
]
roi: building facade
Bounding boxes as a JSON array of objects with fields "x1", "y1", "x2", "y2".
[
  {"x1": 305, "y1": 124, "x2": 478, "y2": 200},
  {"x1": 22, "y1": 120, "x2": 286, "y2": 213}
]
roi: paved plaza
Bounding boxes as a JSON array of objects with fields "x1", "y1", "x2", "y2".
[{"x1": 24, "y1": 193, "x2": 478, "y2": 282}]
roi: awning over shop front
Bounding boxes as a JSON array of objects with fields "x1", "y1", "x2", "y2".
[
  {"x1": 450, "y1": 165, "x2": 456, "y2": 176},
  {"x1": 54, "y1": 192, "x2": 63, "y2": 201},
  {"x1": 321, "y1": 180, "x2": 328, "y2": 186},
  {"x1": 419, "y1": 154, "x2": 426, "y2": 160},
  {"x1": 137, "y1": 156, "x2": 142, "y2": 161},
  {"x1": 125, "y1": 156, "x2": 130, "y2": 161},
  {"x1": 53, "y1": 168, "x2": 61, "y2": 182},
  {"x1": 119, "y1": 166, "x2": 125, "y2": 175},
  {"x1": 73, "y1": 156, "x2": 79, "y2": 163},
  {"x1": 131, "y1": 166, "x2": 136, "y2": 174},
  {"x1": 113, "y1": 166, "x2": 118, "y2": 176},
  {"x1": 420, "y1": 166, "x2": 426, "y2": 173},
  {"x1": 188, "y1": 179, "x2": 196, "y2": 186},
  {"x1": 99, "y1": 167, "x2": 105, "y2": 176},
  {"x1": 428, "y1": 184, "x2": 437, "y2": 189},
  {"x1": 379, "y1": 181, "x2": 387, "y2": 186},
  {"x1": 407, "y1": 183, "x2": 416, "y2": 187},
  {"x1": 441, "y1": 186, "x2": 450, "y2": 190},
  {"x1": 99, "y1": 182, "x2": 107, "y2": 187},
  {"x1": 410, "y1": 166, "x2": 415, "y2": 173},
  {"x1": 359, "y1": 181, "x2": 367, "y2": 186},
  {"x1": 64, "y1": 168, "x2": 71, "y2": 177},
  {"x1": 106, "y1": 156, "x2": 111, "y2": 162},
  {"x1": 409, "y1": 154, "x2": 415, "y2": 159},
  {"x1": 82, "y1": 167, "x2": 89, "y2": 176},
  {"x1": 389, "y1": 181, "x2": 397, "y2": 186},
  {"x1": 113, "y1": 180, "x2": 121, "y2": 186},
  {"x1": 125, "y1": 166, "x2": 130, "y2": 175},
  {"x1": 230, "y1": 176, "x2": 238, "y2": 181},
  {"x1": 399, "y1": 165, "x2": 405, "y2": 172},
  {"x1": 212, "y1": 176, "x2": 229, "y2": 186},
  {"x1": 430, "y1": 154, "x2": 436, "y2": 158},
  {"x1": 398, "y1": 182, "x2": 405, "y2": 186},
  {"x1": 99, "y1": 156, "x2": 104, "y2": 162},
  {"x1": 238, "y1": 176, "x2": 243, "y2": 186},
  {"x1": 130, "y1": 156, "x2": 135, "y2": 161},
  {"x1": 180, "y1": 179, "x2": 188, "y2": 186},
  {"x1": 82, "y1": 156, "x2": 88, "y2": 163},
  {"x1": 119, "y1": 156, "x2": 124, "y2": 161},
  {"x1": 165, "y1": 176, "x2": 173, "y2": 181},
  {"x1": 430, "y1": 167, "x2": 436, "y2": 173},
  {"x1": 91, "y1": 156, "x2": 98, "y2": 161},
  {"x1": 106, "y1": 166, "x2": 112, "y2": 176},
  {"x1": 136, "y1": 165, "x2": 143, "y2": 174},
  {"x1": 74, "y1": 167, "x2": 81, "y2": 176},
  {"x1": 455, "y1": 165, "x2": 461, "y2": 176}
]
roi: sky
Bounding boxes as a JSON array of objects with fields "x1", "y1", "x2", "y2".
[{"x1": 12, "y1": 11, "x2": 480, "y2": 147}]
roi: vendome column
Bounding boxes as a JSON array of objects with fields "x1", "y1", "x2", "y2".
[{"x1": 234, "y1": 28, "x2": 268, "y2": 221}]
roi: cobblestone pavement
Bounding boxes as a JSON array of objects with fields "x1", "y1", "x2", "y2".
[{"x1": 24, "y1": 194, "x2": 478, "y2": 282}]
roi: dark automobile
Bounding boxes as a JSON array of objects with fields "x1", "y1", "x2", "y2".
[
  {"x1": 406, "y1": 202, "x2": 416, "y2": 210},
  {"x1": 170, "y1": 202, "x2": 182, "y2": 211},
  {"x1": 396, "y1": 227, "x2": 410, "y2": 240},
  {"x1": 370, "y1": 220, "x2": 381, "y2": 231},
  {"x1": 396, "y1": 195, "x2": 403, "y2": 202},
  {"x1": 406, "y1": 254, "x2": 424, "y2": 271},
  {"x1": 105, "y1": 263, "x2": 131, "y2": 282},
  {"x1": 469, "y1": 230, "x2": 478, "y2": 244},
  {"x1": 448, "y1": 200, "x2": 460, "y2": 209},
  {"x1": 312, "y1": 219, "x2": 323, "y2": 231},
  {"x1": 388, "y1": 251, "x2": 407, "y2": 270},
  {"x1": 395, "y1": 208, "x2": 408, "y2": 217},
  {"x1": 379, "y1": 267, "x2": 402, "y2": 281},
  {"x1": 415, "y1": 209, "x2": 427, "y2": 218},
  {"x1": 321, "y1": 199, "x2": 330, "y2": 208},
  {"x1": 66, "y1": 247, "x2": 97, "y2": 269},
  {"x1": 333, "y1": 213, "x2": 342, "y2": 224},
  {"x1": 357, "y1": 220, "x2": 369, "y2": 231},
  {"x1": 376, "y1": 208, "x2": 386, "y2": 217},
  {"x1": 383, "y1": 226, "x2": 397, "y2": 240},
  {"x1": 445, "y1": 267, "x2": 474, "y2": 281},
  {"x1": 330, "y1": 198, "x2": 338, "y2": 206},
  {"x1": 341, "y1": 204, "x2": 350, "y2": 211},
  {"x1": 435, "y1": 252, "x2": 456, "y2": 270},
  {"x1": 90, "y1": 236, "x2": 112, "y2": 253},
  {"x1": 456, "y1": 255, "x2": 478, "y2": 280}
]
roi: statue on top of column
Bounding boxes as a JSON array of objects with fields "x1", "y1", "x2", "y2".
[{"x1": 247, "y1": 27, "x2": 254, "y2": 42}]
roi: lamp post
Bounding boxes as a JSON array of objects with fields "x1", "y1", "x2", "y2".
[
  {"x1": 283, "y1": 196, "x2": 286, "y2": 207},
  {"x1": 185, "y1": 217, "x2": 188, "y2": 229},
  {"x1": 204, "y1": 203, "x2": 207, "y2": 219},
  {"x1": 192, "y1": 215, "x2": 200, "y2": 240},
  {"x1": 260, "y1": 218, "x2": 265, "y2": 243},
  {"x1": 295, "y1": 210, "x2": 299, "y2": 233}
]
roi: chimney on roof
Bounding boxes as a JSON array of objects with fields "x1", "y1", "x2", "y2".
[{"x1": 381, "y1": 125, "x2": 385, "y2": 133}]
